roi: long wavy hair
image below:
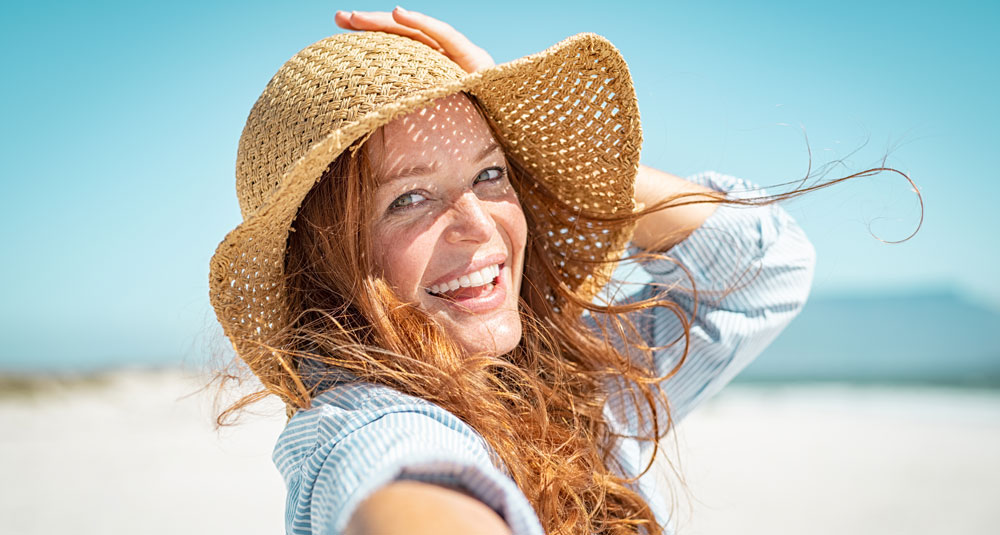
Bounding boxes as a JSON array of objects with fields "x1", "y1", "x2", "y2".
[{"x1": 212, "y1": 94, "x2": 921, "y2": 535}]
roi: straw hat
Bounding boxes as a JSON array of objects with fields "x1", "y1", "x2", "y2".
[{"x1": 209, "y1": 31, "x2": 642, "y2": 369}]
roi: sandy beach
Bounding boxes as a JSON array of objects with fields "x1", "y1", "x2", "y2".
[{"x1": 2, "y1": 370, "x2": 998, "y2": 534}]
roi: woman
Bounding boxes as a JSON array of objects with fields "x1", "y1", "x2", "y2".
[{"x1": 210, "y1": 8, "x2": 817, "y2": 535}]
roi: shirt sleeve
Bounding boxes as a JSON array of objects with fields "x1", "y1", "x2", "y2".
[
  {"x1": 273, "y1": 383, "x2": 544, "y2": 535},
  {"x1": 599, "y1": 171, "x2": 816, "y2": 425}
]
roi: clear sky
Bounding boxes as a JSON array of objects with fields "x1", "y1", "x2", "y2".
[{"x1": 2, "y1": 0, "x2": 997, "y2": 371}]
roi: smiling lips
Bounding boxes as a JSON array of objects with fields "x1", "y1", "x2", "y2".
[{"x1": 426, "y1": 263, "x2": 502, "y2": 297}]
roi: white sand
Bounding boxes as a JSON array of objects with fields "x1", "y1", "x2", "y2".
[
  {"x1": 2, "y1": 371, "x2": 998, "y2": 534},
  {"x1": 658, "y1": 386, "x2": 1000, "y2": 535}
]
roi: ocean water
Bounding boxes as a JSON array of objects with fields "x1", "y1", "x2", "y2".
[{"x1": 741, "y1": 289, "x2": 1000, "y2": 386}]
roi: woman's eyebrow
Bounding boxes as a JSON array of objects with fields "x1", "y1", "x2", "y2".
[
  {"x1": 475, "y1": 141, "x2": 502, "y2": 162},
  {"x1": 382, "y1": 163, "x2": 434, "y2": 184},
  {"x1": 381, "y1": 141, "x2": 502, "y2": 185}
]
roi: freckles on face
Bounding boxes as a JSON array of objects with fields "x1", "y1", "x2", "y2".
[
  {"x1": 371, "y1": 202, "x2": 441, "y2": 298},
  {"x1": 367, "y1": 93, "x2": 528, "y2": 356}
]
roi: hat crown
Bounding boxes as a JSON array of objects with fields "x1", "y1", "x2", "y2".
[{"x1": 235, "y1": 32, "x2": 467, "y2": 218}]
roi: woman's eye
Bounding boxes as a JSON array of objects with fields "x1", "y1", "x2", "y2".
[
  {"x1": 388, "y1": 191, "x2": 427, "y2": 211},
  {"x1": 475, "y1": 167, "x2": 505, "y2": 184}
]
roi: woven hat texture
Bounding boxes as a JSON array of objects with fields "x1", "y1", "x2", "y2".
[{"x1": 210, "y1": 31, "x2": 642, "y2": 370}]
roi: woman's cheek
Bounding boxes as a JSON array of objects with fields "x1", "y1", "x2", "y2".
[{"x1": 373, "y1": 221, "x2": 433, "y2": 297}]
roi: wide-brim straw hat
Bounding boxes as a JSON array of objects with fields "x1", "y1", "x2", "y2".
[{"x1": 209, "y1": 31, "x2": 642, "y2": 376}]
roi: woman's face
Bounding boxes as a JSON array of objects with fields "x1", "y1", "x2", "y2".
[{"x1": 368, "y1": 93, "x2": 527, "y2": 356}]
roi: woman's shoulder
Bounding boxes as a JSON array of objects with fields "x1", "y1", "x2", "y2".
[
  {"x1": 273, "y1": 382, "x2": 484, "y2": 470},
  {"x1": 302, "y1": 381, "x2": 438, "y2": 418},
  {"x1": 271, "y1": 382, "x2": 543, "y2": 534}
]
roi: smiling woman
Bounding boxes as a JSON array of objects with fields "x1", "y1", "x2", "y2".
[
  {"x1": 367, "y1": 94, "x2": 527, "y2": 356},
  {"x1": 209, "y1": 8, "x2": 823, "y2": 535}
]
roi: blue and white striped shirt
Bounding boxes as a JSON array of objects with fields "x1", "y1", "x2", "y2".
[{"x1": 272, "y1": 171, "x2": 816, "y2": 534}]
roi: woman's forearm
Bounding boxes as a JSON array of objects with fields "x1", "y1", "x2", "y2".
[
  {"x1": 632, "y1": 164, "x2": 720, "y2": 251},
  {"x1": 344, "y1": 481, "x2": 512, "y2": 535}
]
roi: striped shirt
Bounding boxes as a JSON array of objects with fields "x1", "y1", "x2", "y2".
[{"x1": 272, "y1": 171, "x2": 816, "y2": 534}]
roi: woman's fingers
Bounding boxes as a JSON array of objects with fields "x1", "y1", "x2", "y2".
[
  {"x1": 333, "y1": 9, "x2": 354, "y2": 29},
  {"x1": 333, "y1": 8, "x2": 494, "y2": 73},
  {"x1": 335, "y1": 10, "x2": 443, "y2": 52},
  {"x1": 391, "y1": 7, "x2": 494, "y2": 72}
]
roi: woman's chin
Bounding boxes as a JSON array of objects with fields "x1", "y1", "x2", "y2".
[{"x1": 445, "y1": 312, "x2": 523, "y2": 357}]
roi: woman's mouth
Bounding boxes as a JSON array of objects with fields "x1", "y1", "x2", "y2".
[
  {"x1": 424, "y1": 262, "x2": 509, "y2": 313},
  {"x1": 426, "y1": 263, "x2": 502, "y2": 299}
]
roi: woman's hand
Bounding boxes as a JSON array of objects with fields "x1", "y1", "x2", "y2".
[{"x1": 335, "y1": 7, "x2": 495, "y2": 73}]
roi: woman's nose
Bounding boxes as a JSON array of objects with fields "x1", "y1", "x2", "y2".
[{"x1": 444, "y1": 192, "x2": 493, "y2": 244}]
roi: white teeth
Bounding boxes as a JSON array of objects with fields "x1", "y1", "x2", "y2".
[{"x1": 426, "y1": 263, "x2": 502, "y2": 295}]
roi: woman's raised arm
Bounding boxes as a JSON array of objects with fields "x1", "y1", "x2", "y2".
[{"x1": 633, "y1": 165, "x2": 719, "y2": 251}]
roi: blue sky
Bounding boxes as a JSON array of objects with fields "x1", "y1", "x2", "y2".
[{"x1": 2, "y1": 0, "x2": 997, "y2": 371}]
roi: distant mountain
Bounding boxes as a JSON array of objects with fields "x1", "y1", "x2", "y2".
[{"x1": 738, "y1": 289, "x2": 1000, "y2": 385}]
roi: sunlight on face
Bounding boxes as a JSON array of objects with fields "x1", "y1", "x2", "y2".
[{"x1": 368, "y1": 93, "x2": 527, "y2": 356}]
